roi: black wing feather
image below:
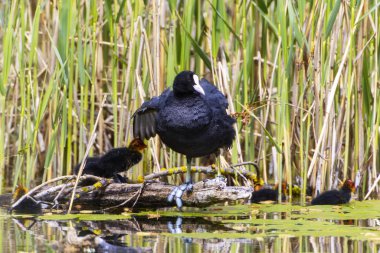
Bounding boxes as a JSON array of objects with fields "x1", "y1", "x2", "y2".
[
  {"x1": 132, "y1": 94, "x2": 163, "y2": 140},
  {"x1": 133, "y1": 114, "x2": 140, "y2": 139},
  {"x1": 147, "y1": 111, "x2": 157, "y2": 138},
  {"x1": 139, "y1": 112, "x2": 147, "y2": 140}
]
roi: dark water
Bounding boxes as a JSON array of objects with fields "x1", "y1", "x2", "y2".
[{"x1": 2, "y1": 202, "x2": 380, "y2": 253}]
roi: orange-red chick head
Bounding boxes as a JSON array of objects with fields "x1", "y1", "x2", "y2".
[
  {"x1": 128, "y1": 138, "x2": 147, "y2": 152},
  {"x1": 13, "y1": 185, "x2": 28, "y2": 202},
  {"x1": 342, "y1": 179, "x2": 355, "y2": 192}
]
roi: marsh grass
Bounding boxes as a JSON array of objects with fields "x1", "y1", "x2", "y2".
[{"x1": 0, "y1": 0, "x2": 379, "y2": 203}]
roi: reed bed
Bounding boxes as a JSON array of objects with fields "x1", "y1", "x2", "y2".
[{"x1": 0, "y1": 0, "x2": 378, "y2": 204}]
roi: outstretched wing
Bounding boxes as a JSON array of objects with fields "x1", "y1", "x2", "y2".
[
  {"x1": 132, "y1": 89, "x2": 170, "y2": 140},
  {"x1": 133, "y1": 99, "x2": 159, "y2": 140}
]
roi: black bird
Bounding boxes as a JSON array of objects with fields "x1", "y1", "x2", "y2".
[
  {"x1": 11, "y1": 185, "x2": 42, "y2": 214},
  {"x1": 133, "y1": 71, "x2": 236, "y2": 208},
  {"x1": 74, "y1": 138, "x2": 147, "y2": 180},
  {"x1": 250, "y1": 183, "x2": 287, "y2": 203},
  {"x1": 311, "y1": 179, "x2": 355, "y2": 205}
]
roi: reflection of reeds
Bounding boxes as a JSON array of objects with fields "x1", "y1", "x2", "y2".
[
  {"x1": 8, "y1": 216, "x2": 380, "y2": 253},
  {"x1": 0, "y1": 0, "x2": 378, "y2": 202}
]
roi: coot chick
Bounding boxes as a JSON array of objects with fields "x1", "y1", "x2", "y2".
[
  {"x1": 251, "y1": 183, "x2": 287, "y2": 203},
  {"x1": 133, "y1": 71, "x2": 236, "y2": 208},
  {"x1": 11, "y1": 185, "x2": 42, "y2": 214},
  {"x1": 311, "y1": 179, "x2": 355, "y2": 205},
  {"x1": 74, "y1": 139, "x2": 147, "y2": 180}
]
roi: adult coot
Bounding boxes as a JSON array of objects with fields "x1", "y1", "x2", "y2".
[
  {"x1": 133, "y1": 71, "x2": 236, "y2": 208},
  {"x1": 74, "y1": 138, "x2": 147, "y2": 181},
  {"x1": 311, "y1": 179, "x2": 355, "y2": 205}
]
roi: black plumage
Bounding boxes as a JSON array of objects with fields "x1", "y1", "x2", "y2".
[
  {"x1": 133, "y1": 71, "x2": 236, "y2": 207},
  {"x1": 250, "y1": 183, "x2": 287, "y2": 203},
  {"x1": 133, "y1": 71, "x2": 235, "y2": 157},
  {"x1": 74, "y1": 139, "x2": 146, "y2": 178},
  {"x1": 311, "y1": 179, "x2": 355, "y2": 205},
  {"x1": 11, "y1": 185, "x2": 42, "y2": 214},
  {"x1": 251, "y1": 188, "x2": 279, "y2": 203}
]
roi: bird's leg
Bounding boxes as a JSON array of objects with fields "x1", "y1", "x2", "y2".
[{"x1": 167, "y1": 157, "x2": 193, "y2": 209}]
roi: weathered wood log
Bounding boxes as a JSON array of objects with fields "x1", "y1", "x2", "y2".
[
  {"x1": 31, "y1": 178, "x2": 252, "y2": 211},
  {"x1": 8, "y1": 164, "x2": 259, "y2": 213}
]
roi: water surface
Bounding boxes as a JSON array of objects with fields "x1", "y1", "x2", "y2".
[{"x1": 2, "y1": 201, "x2": 380, "y2": 252}]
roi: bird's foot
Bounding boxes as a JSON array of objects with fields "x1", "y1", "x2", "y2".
[{"x1": 167, "y1": 182, "x2": 193, "y2": 210}]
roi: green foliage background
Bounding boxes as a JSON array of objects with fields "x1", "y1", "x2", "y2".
[{"x1": 0, "y1": 0, "x2": 378, "y2": 202}]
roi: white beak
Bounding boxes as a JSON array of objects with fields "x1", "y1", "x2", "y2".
[{"x1": 193, "y1": 74, "x2": 205, "y2": 95}]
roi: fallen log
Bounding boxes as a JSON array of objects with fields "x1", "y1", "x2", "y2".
[
  {"x1": 14, "y1": 177, "x2": 252, "y2": 212},
  {"x1": 9, "y1": 163, "x2": 259, "y2": 213}
]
